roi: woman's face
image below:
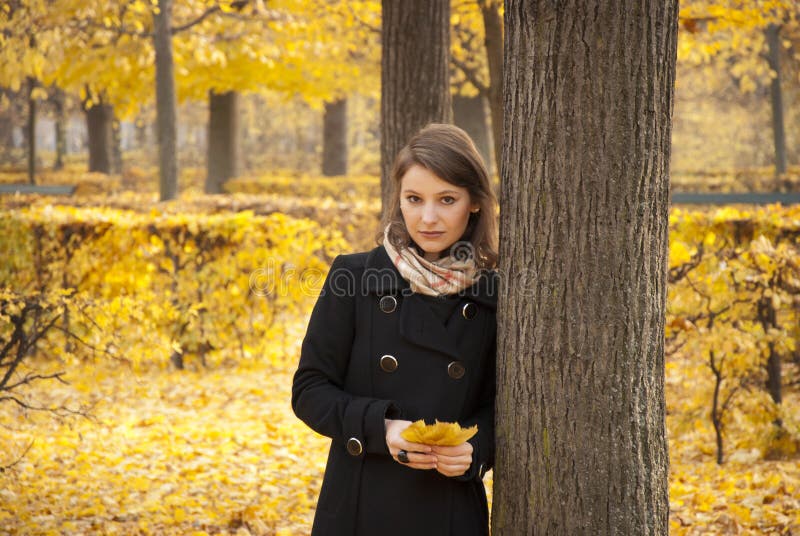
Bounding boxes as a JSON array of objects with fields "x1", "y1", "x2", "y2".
[{"x1": 399, "y1": 164, "x2": 479, "y2": 262}]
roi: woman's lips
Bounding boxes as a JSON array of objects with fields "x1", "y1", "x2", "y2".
[{"x1": 418, "y1": 231, "x2": 444, "y2": 238}]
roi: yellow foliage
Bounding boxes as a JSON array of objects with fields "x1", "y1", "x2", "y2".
[
  {"x1": 401, "y1": 420, "x2": 478, "y2": 446},
  {"x1": 1, "y1": 177, "x2": 799, "y2": 534}
]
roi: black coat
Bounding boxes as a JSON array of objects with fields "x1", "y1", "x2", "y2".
[{"x1": 292, "y1": 245, "x2": 498, "y2": 536}]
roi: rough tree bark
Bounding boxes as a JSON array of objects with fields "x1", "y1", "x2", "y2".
[
  {"x1": 85, "y1": 100, "x2": 114, "y2": 174},
  {"x1": 206, "y1": 90, "x2": 240, "y2": 194},
  {"x1": 478, "y1": 0, "x2": 503, "y2": 176},
  {"x1": 494, "y1": 2, "x2": 677, "y2": 534},
  {"x1": 322, "y1": 98, "x2": 348, "y2": 176},
  {"x1": 765, "y1": 23, "x2": 787, "y2": 183},
  {"x1": 453, "y1": 94, "x2": 491, "y2": 171},
  {"x1": 154, "y1": 0, "x2": 178, "y2": 201},
  {"x1": 380, "y1": 0, "x2": 451, "y2": 211}
]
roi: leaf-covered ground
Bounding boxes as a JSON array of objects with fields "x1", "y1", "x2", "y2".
[
  {"x1": 0, "y1": 352, "x2": 329, "y2": 535},
  {"x1": 1, "y1": 344, "x2": 798, "y2": 535}
]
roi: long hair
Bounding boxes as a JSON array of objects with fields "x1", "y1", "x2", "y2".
[{"x1": 377, "y1": 123, "x2": 498, "y2": 270}]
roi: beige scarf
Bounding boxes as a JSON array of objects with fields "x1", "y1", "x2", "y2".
[{"x1": 382, "y1": 224, "x2": 479, "y2": 296}]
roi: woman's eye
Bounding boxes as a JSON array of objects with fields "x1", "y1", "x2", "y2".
[
  {"x1": 406, "y1": 195, "x2": 420, "y2": 203},
  {"x1": 441, "y1": 196, "x2": 456, "y2": 205}
]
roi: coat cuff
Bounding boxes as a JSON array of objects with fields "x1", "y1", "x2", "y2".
[
  {"x1": 364, "y1": 400, "x2": 400, "y2": 455},
  {"x1": 342, "y1": 397, "x2": 400, "y2": 457}
]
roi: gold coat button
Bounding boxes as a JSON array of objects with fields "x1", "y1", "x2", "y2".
[
  {"x1": 346, "y1": 437, "x2": 363, "y2": 456},
  {"x1": 380, "y1": 354, "x2": 398, "y2": 372},
  {"x1": 379, "y1": 295, "x2": 398, "y2": 313},
  {"x1": 448, "y1": 361, "x2": 466, "y2": 379},
  {"x1": 462, "y1": 302, "x2": 477, "y2": 320}
]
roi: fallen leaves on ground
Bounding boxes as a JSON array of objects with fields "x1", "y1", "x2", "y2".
[
  {"x1": 0, "y1": 354, "x2": 329, "y2": 535},
  {"x1": 1, "y1": 343, "x2": 798, "y2": 534}
]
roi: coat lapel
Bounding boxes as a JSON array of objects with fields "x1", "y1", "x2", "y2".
[{"x1": 364, "y1": 246, "x2": 499, "y2": 360}]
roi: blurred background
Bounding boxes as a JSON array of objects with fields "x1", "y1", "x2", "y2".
[
  {"x1": 1, "y1": 0, "x2": 799, "y2": 191},
  {"x1": 0, "y1": 2, "x2": 799, "y2": 535}
]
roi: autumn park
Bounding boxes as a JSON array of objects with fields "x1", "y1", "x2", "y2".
[{"x1": 1, "y1": 0, "x2": 800, "y2": 534}]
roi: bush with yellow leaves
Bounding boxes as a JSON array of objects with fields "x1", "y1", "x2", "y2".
[
  {"x1": 667, "y1": 205, "x2": 800, "y2": 464},
  {"x1": 0, "y1": 204, "x2": 350, "y2": 371}
]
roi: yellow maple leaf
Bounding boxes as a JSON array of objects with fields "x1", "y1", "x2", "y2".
[{"x1": 400, "y1": 420, "x2": 478, "y2": 446}]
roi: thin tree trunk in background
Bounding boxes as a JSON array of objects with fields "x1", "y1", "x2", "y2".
[
  {"x1": 154, "y1": 0, "x2": 178, "y2": 201},
  {"x1": 759, "y1": 297, "x2": 782, "y2": 413},
  {"x1": 478, "y1": 0, "x2": 503, "y2": 176},
  {"x1": 765, "y1": 23, "x2": 787, "y2": 184},
  {"x1": 0, "y1": 89, "x2": 13, "y2": 153},
  {"x1": 494, "y1": 1, "x2": 677, "y2": 534},
  {"x1": 322, "y1": 98, "x2": 348, "y2": 176},
  {"x1": 27, "y1": 77, "x2": 36, "y2": 184},
  {"x1": 135, "y1": 115, "x2": 148, "y2": 150},
  {"x1": 112, "y1": 116, "x2": 122, "y2": 173},
  {"x1": 380, "y1": 0, "x2": 451, "y2": 212},
  {"x1": 53, "y1": 88, "x2": 66, "y2": 171},
  {"x1": 206, "y1": 90, "x2": 241, "y2": 194},
  {"x1": 453, "y1": 94, "x2": 491, "y2": 172},
  {"x1": 85, "y1": 101, "x2": 113, "y2": 174}
]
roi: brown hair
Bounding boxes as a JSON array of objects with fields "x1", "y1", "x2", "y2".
[{"x1": 377, "y1": 123, "x2": 498, "y2": 270}]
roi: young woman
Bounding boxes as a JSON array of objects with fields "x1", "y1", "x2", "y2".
[{"x1": 292, "y1": 123, "x2": 498, "y2": 536}]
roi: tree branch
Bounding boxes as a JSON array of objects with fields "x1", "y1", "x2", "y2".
[
  {"x1": 171, "y1": 6, "x2": 221, "y2": 34},
  {"x1": 451, "y1": 55, "x2": 489, "y2": 96},
  {"x1": 0, "y1": 440, "x2": 34, "y2": 473}
]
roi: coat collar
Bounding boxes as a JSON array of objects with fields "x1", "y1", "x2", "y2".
[{"x1": 363, "y1": 245, "x2": 498, "y2": 310}]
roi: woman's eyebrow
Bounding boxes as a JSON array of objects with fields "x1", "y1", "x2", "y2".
[{"x1": 402, "y1": 189, "x2": 461, "y2": 195}]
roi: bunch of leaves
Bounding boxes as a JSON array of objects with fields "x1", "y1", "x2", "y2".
[{"x1": 401, "y1": 419, "x2": 478, "y2": 446}]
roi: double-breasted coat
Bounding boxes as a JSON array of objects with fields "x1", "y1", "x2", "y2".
[{"x1": 291, "y1": 245, "x2": 498, "y2": 536}]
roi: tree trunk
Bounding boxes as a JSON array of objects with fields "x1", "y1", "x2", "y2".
[
  {"x1": 112, "y1": 116, "x2": 122, "y2": 173},
  {"x1": 135, "y1": 115, "x2": 149, "y2": 150},
  {"x1": 453, "y1": 94, "x2": 492, "y2": 172},
  {"x1": 85, "y1": 100, "x2": 113, "y2": 174},
  {"x1": 53, "y1": 88, "x2": 66, "y2": 171},
  {"x1": 206, "y1": 90, "x2": 241, "y2": 193},
  {"x1": 154, "y1": 0, "x2": 179, "y2": 201},
  {"x1": 478, "y1": 0, "x2": 503, "y2": 177},
  {"x1": 380, "y1": 0, "x2": 451, "y2": 211},
  {"x1": 765, "y1": 23, "x2": 787, "y2": 184},
  {"x1": 759, "y1": 297, "x2": 782, "y2": 413},
  {"x1": 27, "y1": 77, "x2": 36, "y2": 184},
  {"x1": 322, "y1": 98, "x2": 348, "y2": 176},
  {"x1": 494, "y1": 2, "x2": 677, "y2": 534}
]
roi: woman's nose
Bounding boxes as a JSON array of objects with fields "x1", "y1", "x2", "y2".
[{"x1": 421, "y1": 203, "x2": 438, "y2": 224}]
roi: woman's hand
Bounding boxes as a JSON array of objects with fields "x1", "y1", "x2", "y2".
[
  {"x1": 385, "y1": 419, "x2": 437, "y2": 470},
  {"x1": 431, "y1": 442, "x2": 473, "y2": 477}
]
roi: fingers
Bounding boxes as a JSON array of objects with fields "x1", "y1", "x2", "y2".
[
  {"x1": 430, "y1": 442, "x2": 473, "y2": 456},
  {"x1": 431, "y1": 442, "x2": 473, "y2": 477},
  {"x1": 397, "y1": 440, "x2": 433, "y2": 454},
  {"x1": 395, "y1": 451, "x2": 438, "y2": 470},
  {"x1": 435, "y1": 459, "x2": 471, "y2": 477}
]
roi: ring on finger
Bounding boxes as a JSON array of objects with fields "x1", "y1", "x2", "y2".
[{"x1": 397, "y1": 449, "x2": 410, "y2": 464}]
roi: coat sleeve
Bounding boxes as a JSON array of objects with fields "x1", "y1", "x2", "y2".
[
  {"x1": 291, "y1": 255, "x2": 399, "y2": 457},
  {"x1": 453, "y1": 333, "x2": 496, "y2": 482}
]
